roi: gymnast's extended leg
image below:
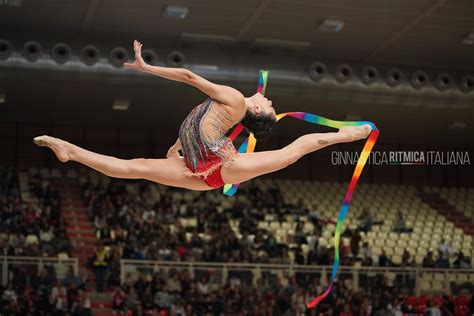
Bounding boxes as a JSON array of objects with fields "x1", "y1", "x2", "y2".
[
  {"x1": 33, "y1": 136, "x2": 210, "y2": 191},
  {"x1": 221, "y1": 125, "x2": 371, "y2": 184}
]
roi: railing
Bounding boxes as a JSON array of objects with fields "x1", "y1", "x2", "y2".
[
  {"x1": 120, "y1": 259, "x2": 474, "y2": 296},
  {"x1": 0, "y1": 256, "x2": 78, "y2": 286}
]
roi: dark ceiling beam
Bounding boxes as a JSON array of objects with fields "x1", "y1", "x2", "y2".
[
  {"x1": 236, "y1": 0, "x2": 272, "y2": 40},
  {"x1": 362, "y1": 0, "x2": 447, "y2": 62},
  {"x1": 80, "y1": 0, "x2": 100, "y2": 35}
]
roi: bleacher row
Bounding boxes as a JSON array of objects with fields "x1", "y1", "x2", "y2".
[{"x1": 437, "y1": 187, "x2": 474, "y2": 221}]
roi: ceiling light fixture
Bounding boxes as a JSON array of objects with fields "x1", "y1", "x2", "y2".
[
  {"x1": 164, "y1": 5, "x2": 188, "y2": 19},
  {"x1": 113, "y1": 99, "x2": 130, "y2": 111},
  {"x1": 254, "y1": 38, "x2": 311, "y2": 50},
  {"x1": 0, "y1": 93, "x2": 5, "y2": 103},
  {"x1": 318, "y1": 19, "x2": 344, "y2": 33},
  {"x1": 463, "y1": 32, "x2": 474, "y2": 45},
  {"x1": 0, "y1": 0, "x2": 22, "y2": 8},
  {"x1": 181, "y1": 33, "x2": 235, "y2": 44},
  {"x1": 192, "y1": 64, "x2": 219, "y2": 71},
  {"x1": 449, "y1": 121, "x2": 466, "y2": 130}
]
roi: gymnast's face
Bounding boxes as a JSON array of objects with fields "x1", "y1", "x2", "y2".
[{"x1": 246, "y1": 92, "x2": 276, "y2": 118}]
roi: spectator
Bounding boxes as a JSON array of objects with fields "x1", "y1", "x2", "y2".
[
  {"x1": 294, "y1": 222, "x2": 307, "y2": 245},
  {"x1": 358, "y1": 208, "x2": 374, "y2": 233},
  {"x1": 167, "y1": 272, "x2": 182, "y2": 293},
  {"x1": 64, "y1": 267, "x2": 84, "y2": 290},
  {"x1": 112, "y1": 286, "x2": 127, "y2": 315},
  {"x1": 387, "y1": 297, "x2": 403, "y2": 316},
  {"x1": 360, "y1": 297, "x2": 373, "y2": 315},
  {"x1": 39, "y1": 224, "x2": 55, "y2": 253},
  {"x1": 401, "y1": 249, "x2": 412, "y2": 266},
  {"x1": 438, "y1": 239, "x2": 453, "y2": 259},
  {"x1": 435, "y1": 250, "x2": 450, "y2": 268},
  {"x1": 2, "y1": 282, "x2": 18, "y2": 308},
  {"x1": 91, "y1": 243, "x2": 109, "y2": 292},
  {"x1": 170, "y1": 297, "x2": 186, "y2": 315},
  {"x1": 440, "y1": 295, "x2": 455, "y2": 316},
  {"x1": 125, "y1": 287, "x2": 140, "y2": 312},
  {"x1": 339, "y1": 303, "x2": 353, "y2": 316},
  {"x1": 362, "y1": 242, "x2": 372, "y2": 260},
  {"x1": 71, "y1": 289, "x2": 92, "y2": 316},
  {"x1": 422, "y1": 251, "x2": 436, "y2": 268},
  {"x1": 153, "y1": 285, "x2": 173, "y2": 311},
  {"x1": 50, "y1": 280, "x2": 68, "y2": 316},
  {"x1": 468, "y1": 294, "x2": 474, "y2": 315},
  {"x1": 197, "y1": 275, "x2": 210, "y2": 295},
  {"x1": 453, "y1": 251, "x2": 471, "y2": 269},
  {"x1": 393, "y1": 212, "x2": 413, "y2": 233},
  {"x1": 350, "y1": 229, "x2": 362, "y2": 256},
  {"x1": 424, "y1": 300, "x2": 441, "y2": 316}
]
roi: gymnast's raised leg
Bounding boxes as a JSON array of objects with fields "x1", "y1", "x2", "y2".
[
  {"x1": 34, "y1": 125, "x2": 369, "y2": 191},
  {"x1": 221, "y1": 125, "x2": 371, "y2": 184}
]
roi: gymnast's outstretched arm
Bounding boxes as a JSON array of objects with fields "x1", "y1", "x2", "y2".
[{"x1": 123, "y1": 40, "x2": 244, "y2": 110}]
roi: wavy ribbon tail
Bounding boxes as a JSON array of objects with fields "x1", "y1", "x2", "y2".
[
  {"x1": 306, "y1": 283, "x2": 333, "y2": 309},
  {"x1": 305, "y1": 128, "x2": 380, "y2": 309},
  {"x1": 223, "y1": 71, "x2": 380, "y2": 309}
]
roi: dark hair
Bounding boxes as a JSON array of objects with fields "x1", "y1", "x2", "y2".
[{"x1": 240, "y1": 110, "x2": 276, "y2": 142}]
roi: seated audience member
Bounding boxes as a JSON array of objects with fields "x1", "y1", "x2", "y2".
[
  {"x1": 422, "y1": 251, "x2": 436, "y2": 268},
  {"x1": 393, "y1": 212, "x2": 413, "y2": 233}
]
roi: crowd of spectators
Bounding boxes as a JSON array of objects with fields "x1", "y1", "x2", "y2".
[
  {"x1": 81, "y1": 177, "x2": 472, "y2": 293},
  {"x1": 0, "y1": 167, "x2": 80, "y2": 315},
  {"x1": 2, "y1": 167, "x2": 473, "y2": 315},
  {"x1": 0, "y1": 167, "x2": 71, "y2": 257},
  {"x1": 112, "y1": 269, "x2": 474, "y2": 315},
  {"x1": 0, "y1": 265, "x2": 91, "y2": 316},
  {"x1": 82, "y1": 179, "x2": 329, "y2": 284}
]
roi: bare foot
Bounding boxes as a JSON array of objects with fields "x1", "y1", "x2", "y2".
[
  {"x1": 33, "y1": 135, "x2": 71, "y2": 162},
  {"x1": 338, "y1": 125, "x2": 371, "y2": 142}
]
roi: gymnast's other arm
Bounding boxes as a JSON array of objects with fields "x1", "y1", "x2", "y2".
[
  {"x1": 166, "y1": 139, "x2": 181, "y2": 158},
  {"x1": 123, "y1": 40, "x2": 245, "y2": 114}
]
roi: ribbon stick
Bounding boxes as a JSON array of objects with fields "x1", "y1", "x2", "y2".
[{"x1": 222, "y1": 71, "x2": 380, "y2": 309}]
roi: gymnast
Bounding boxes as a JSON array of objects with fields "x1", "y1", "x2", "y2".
[{"x1": 34, "y1": 40, "x2": 371, "y2": 191}]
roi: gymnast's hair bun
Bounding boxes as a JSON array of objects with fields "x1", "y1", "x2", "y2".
[{"x1": 241, "y1": 110, "x2": 276, "y2": 143}]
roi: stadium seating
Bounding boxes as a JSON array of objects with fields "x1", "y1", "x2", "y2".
[{"x1": 1, "y1": 166, "x2": 473, "y2": 315}]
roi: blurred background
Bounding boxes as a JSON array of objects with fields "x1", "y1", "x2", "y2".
[{"x1": 0, "y1": 0, "x2": 473, "y2": 315}]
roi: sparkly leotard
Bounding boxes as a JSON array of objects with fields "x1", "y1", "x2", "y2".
[{"x1": 178, "y1": 98, "x2": 237, "y2": 188}]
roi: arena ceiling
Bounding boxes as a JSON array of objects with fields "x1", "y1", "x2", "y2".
[
  {"x1": 1, "y1": 0, "x2": 474, "y2": 146},
  {"x1": 2, "y1": 0, "x2": 474, "y2": 70}
]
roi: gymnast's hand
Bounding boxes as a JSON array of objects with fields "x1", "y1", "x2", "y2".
[
  {"x1": 166, "y1": 147, "x2": 180, "y2": 159},
  {"x1": 166, "y1": 139, "x2": 182, "y2": 158},
  {"x1": 123, "y1": 40, "x2": 147, "y2": 71}
]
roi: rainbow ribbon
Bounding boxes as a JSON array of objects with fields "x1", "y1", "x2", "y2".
[{"x1": 223, "y1": 70, "x2": 380, "y2": 309}]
